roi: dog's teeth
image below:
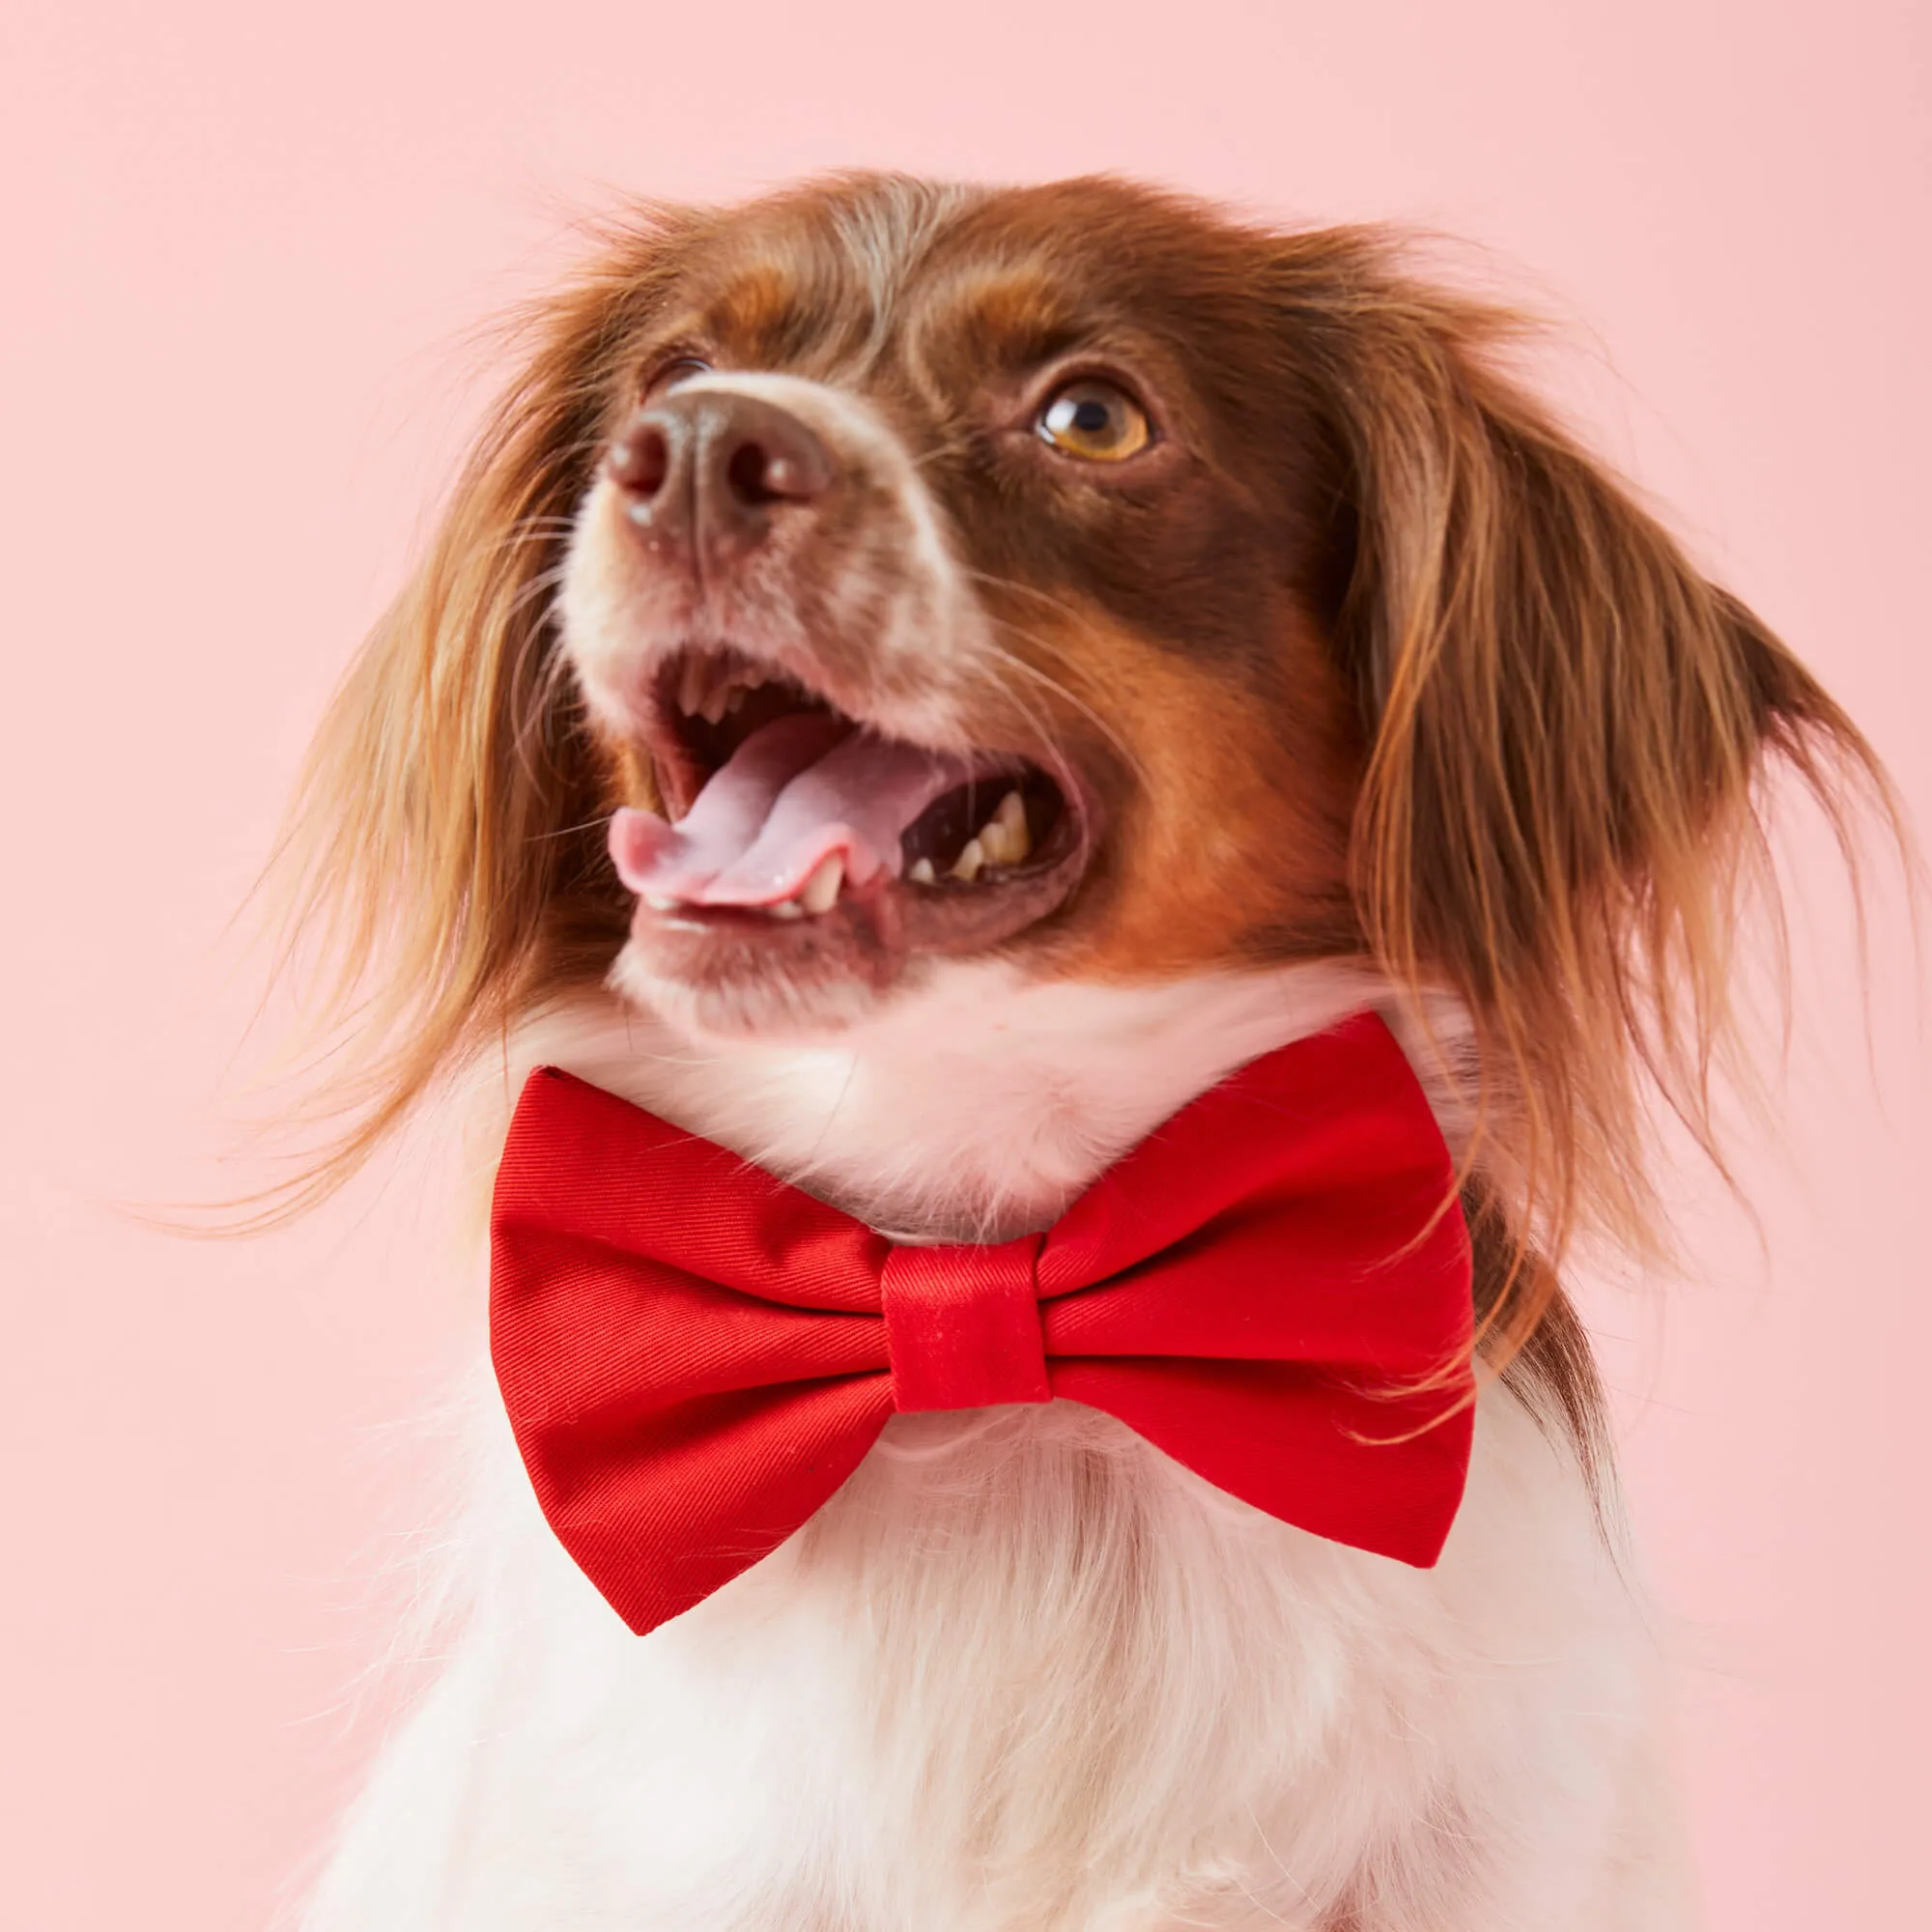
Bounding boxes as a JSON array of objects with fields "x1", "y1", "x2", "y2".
[
  {"x1": 951, "y1": 837, "x2": 986, "y2": 883},
  {"x1": 972, "y1": 789, "x2": 1031, "y2": 868},
  {"x1": 724, "y1": 685, "x2": 748, "y2": 715},
  {"x1": 769, "y1": 898, "x2": 804, "y2": 920},
  {"x1": 908, "y1": 857, "x2": 936, "y2": 885},
  {"x1": 965, "y1": 790, "x2": 1023, "y2": 869},
  {"x1": 998, "y1": 794, "x2": 1033, "y2": 865},
  {"x1": 677, "y1": 659, "x2": 707, "y2": 718},
  {"x1": 643, "y1": 894, "x2": 677, "y2": 911},
  {"x1": 699, "y1": 687, "x2": 727, "y2": 724},
  {"x1": 799, "y1": 852, "x2": 843, "y2": 915}
]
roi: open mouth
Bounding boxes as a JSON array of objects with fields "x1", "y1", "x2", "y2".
[{"x1": 607, "y1": 645, "x2": 1090, "y2": 963}]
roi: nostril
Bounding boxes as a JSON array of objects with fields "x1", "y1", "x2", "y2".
[
  {"x1": 609, "y1": 424, "x2": 670, "y2": 498},
  {"x1": 724, "y1": 439, "x2": 781, "y2": 507},
  {"x1": 723, "y1": 424, "x2": 832, "y2": 509}
]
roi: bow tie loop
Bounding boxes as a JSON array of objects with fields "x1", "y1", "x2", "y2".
[{"x1": 882, "y1": 1236, "x2": 1052, "y2": 1413}]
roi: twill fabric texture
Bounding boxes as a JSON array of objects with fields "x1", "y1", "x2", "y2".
[{"x1": 489, "y1": 1011, "x2": 1476, "y2": 1634}]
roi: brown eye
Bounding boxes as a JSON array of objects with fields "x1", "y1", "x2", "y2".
[{"x1": 1036, "y1": 380, "x2": 1152, "y2": 462}]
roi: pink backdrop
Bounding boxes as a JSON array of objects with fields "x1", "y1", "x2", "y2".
[{"x1": 3, "y1": 5, "x2": 1926, "y2": 1926}]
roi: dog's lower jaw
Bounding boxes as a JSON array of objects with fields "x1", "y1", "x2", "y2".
[
  {"x1": 609, "y1": 933, "x2": 894, "y2": 1045},
  {"x1": 302, "y1": 960, "x2": 1689, "y2": 1931}
]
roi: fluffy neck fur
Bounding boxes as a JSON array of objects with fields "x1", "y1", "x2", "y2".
[
  {"x1": 340, "y1": 961, "x2": 1651, "y2": 1932},
  {"x1": 490, "y1": 959, "x2": 1410, "y2": 1240}
]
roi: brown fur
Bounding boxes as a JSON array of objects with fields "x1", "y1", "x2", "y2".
[
  {"x1": 264, "y1": 175, "x2": 1894, "y2": 1446},
  {"x1": 966, "y1": 592, "x2": 1362, "y2": 979}
]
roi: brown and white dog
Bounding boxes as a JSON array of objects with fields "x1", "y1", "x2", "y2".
[{"x1": 285, "y1": 175, "x2": 1884, "y2": 1930}]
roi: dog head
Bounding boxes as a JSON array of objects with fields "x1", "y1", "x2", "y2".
[
  {"x1": 559, "y1": 179, "x2": 1367, "y2": 1039},
  {"x1": 280, "y1": 174, "x2": 1884, "y2": 1280}
]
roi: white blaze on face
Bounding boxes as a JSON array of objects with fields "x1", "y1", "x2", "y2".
[{"x1": 557, "y1": 370, "x2": 992, "y2": 758}]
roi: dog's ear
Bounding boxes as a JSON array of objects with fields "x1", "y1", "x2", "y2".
[
  {"x1": 261, "y1": 208, "x2": 706, "y2": 1214},
  {"x1": 1288, "y1": 241, "x2": 1892, "y2": 1318}
]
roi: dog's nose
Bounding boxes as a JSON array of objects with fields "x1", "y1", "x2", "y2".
[{"x1": 607, "y1": 390, "x2": 833, "y2": 565}]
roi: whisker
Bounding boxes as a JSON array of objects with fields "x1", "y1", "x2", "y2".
[
  {"x1": 950, "y1": 565, "x2": 1156, "y2": 778},
  {"x1": 906, "y1": 432, "x2": 980, "y2": 476},
  {"x1": 958, "y1": 565, "x2": 1094, "y2": 636},
  {"x1": 966, "y1": 653, "x2": 1084, "y2": 796},
  {"x1": 971, "y1": 623, "x2": 1149, "y2": 786},
  {"x1": 526, "y1": 810, "x2": 620, "y2": 845},
  {"x1": 503, "y1": 561, "x2": 571, "y2": 626}
]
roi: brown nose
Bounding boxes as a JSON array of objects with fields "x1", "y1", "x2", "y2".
[{"x1": 606, "y1": 389, "x2": 834, "y2": 568}]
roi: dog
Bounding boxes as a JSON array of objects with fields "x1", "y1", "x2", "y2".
[{"x1": 283, "y1": 174, "x2": 1883, "y2": 1930}]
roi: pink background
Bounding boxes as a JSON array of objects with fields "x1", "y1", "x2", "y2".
[{"x1": 3, "y1": 4, "x2": 1927, "y2": 1926}]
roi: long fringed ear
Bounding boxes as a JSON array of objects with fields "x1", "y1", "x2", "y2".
[
  {"x1": 1299, "y1": 248, "x2": 1895, "y2": 1350},
  {"x1": 251, "y1": 208, "x2": 705, "y2": 1221}
]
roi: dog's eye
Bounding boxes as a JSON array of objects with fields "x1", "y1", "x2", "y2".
[
  {"x1": 1036, "y1": 380, "x2": 1152, "y2": 463},
  {"x1": 648, "y1": 356, "x2": 712, "y2": 396}
]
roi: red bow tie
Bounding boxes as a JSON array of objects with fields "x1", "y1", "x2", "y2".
[{"x1": 490, "y1": 1011, "x2": 1475, "y2": 1634}]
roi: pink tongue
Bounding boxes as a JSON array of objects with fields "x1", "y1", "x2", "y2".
[{"x1": 609, "y1": 713, "x2": 997, "y2": 907}]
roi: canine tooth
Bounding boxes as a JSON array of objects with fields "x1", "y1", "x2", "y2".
[
  {"x1": 769, "y1": 898, "x2": 804, "y2": 920},
  {"x1": 799, "y1": 853, "x2": 843, "y2": 915},
  {"x1": 951, "y1": 837, "x2": 986, "y2": 883},
  {"x1": 1006, "y1": 824, "x2": 1033, "y2": 864},
  {"x1": 700, "y1": 685, "x2": 731, "y2": 724},
  {"x1": 677, "y1": 658, "x2": 706, "y2": 718},
  {"x1": 971, "y1": 789, "x2": 1031, "y2": 868},
  {"x1": 644, "y1": 894, "x2": 677, "y2": 911},
  {"x1": 908, "y1": 857, "x2": 936, "y2": 885},
  {"x1": 725, "y1": 685, "x2": 748, "y2": 714}
]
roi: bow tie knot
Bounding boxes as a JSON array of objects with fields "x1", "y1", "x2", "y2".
[{"x1": 882, "y1": 1236, "x2": 1053, "y2": 1412}]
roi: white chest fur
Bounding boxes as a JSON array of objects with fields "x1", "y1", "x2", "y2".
[{"x1": 303, "y1": 967, "x2": 1687, "y2": 1932}]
